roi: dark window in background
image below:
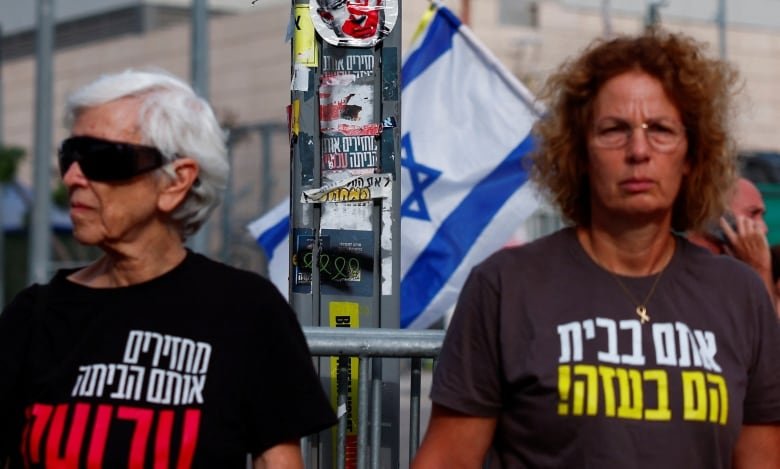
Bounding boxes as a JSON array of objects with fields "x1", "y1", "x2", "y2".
[
  {"x1": 741, "y1": 152, "x2": 780, "y2": 246},
  {"x1": 740, "y1": 152, "x2": 780, "y2": 183},
  {"x1": 0, "y1": 5, "x2": 229, "y2": 61}
]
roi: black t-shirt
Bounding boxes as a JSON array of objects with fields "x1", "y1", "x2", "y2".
[
  {"x1": 432, "y1": 228, "x2": 780, "y2": 468},
  {"x1": 0, "y1": 251, "x2": 336, "y2": 468}
]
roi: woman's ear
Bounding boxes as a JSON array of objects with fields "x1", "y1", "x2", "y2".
[{"x1": 158, "y1": 158, "x2": 199, "y2": 213}]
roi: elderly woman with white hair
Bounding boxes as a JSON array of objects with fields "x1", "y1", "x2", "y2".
[{"x1": 0, "y1": 69, "x2": 335, "y2": 468}]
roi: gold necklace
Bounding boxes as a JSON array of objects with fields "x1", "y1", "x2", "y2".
[
  {"x1": 606, "y1": 268, "x2": 666, "y2": 324},
  {"x1": 591, "y1": 241, "x2": 675, "y2": 325}
]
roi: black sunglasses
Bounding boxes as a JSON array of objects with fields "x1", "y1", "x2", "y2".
[{"x1": 59, "y1": 136, "x2": 166, "y2": 182}]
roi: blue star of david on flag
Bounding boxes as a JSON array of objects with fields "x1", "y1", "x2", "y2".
[
  {"x1": 401, "y1": 133, "x2": 441, "y2": 221},
  {"x1": 399, "y1": 5, "x2": 541, "y2": 328}
]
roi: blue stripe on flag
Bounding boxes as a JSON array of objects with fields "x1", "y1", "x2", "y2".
[
  {"x1": 257, "y1": 216, "x2": 290, "y2": 260},
  {"x1": 401, "y1": 8, "x2": 461, "y2": 91},
  {"x1": 400, "y1": 134, "x2": 536, "y2": 327}
]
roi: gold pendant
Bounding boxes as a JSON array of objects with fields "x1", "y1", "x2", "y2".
[{"x1": 636, "y1": 305, "x2": 650, "y2": 324}]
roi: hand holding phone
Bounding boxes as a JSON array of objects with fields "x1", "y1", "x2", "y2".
[{"x1": 707, "y1": 212, "x2": 738, "y2": 246}]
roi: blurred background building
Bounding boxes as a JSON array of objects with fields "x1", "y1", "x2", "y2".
[{"x1": 1, "y1": 0, "x2": 780, "y2": 302}]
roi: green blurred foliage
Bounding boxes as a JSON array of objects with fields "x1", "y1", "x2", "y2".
[
  {"x1": 0, "y1": 145, "x2": 25, "y2": 182},
  {"x1": 52, "y1": 182, "x2": 69, "y2": 208}
]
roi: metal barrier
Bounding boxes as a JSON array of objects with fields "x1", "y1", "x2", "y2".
[{"x1": 303, "y1": 327, "x2": 445, "y2": 469}]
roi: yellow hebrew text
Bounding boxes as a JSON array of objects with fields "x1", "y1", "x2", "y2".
[{"x1": 558, "y1": 365, "x2": 725, "y2": 424}]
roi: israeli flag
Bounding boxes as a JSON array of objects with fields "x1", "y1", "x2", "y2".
[
  {"x1": 249, "y1": 5, "x2": 541, "y2": 326},
  {"x1": 400, "y1": 6, "x2": 542, "y2": 328},
  {"x1": 247, "y1": 197, "x2": 290, "y2": 297}
]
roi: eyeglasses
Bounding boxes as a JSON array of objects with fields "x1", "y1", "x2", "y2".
[
  {"x1": 591, "y1": 118, "x2": 686, "y2": 153},
  {"x1": 59, "y1": 136, "x2": 166, "y2": 182}
]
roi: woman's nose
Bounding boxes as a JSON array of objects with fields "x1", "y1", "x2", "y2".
[{"x1": 62, "y1": 161, "x2": 88, "y2": 186}]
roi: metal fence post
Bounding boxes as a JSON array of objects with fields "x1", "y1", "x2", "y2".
[
  {"x1": 188, "y1": 0, "x2": 211, "y2": 255},
  {"x1": 28, "y1": 0, "x2": 54, "y2": 285},
  {"x1": 303, "y1": 327, "x2": 444, "y2": 467}
]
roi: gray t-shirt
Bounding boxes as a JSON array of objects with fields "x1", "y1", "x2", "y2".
[{"x1": 431, "y1": 228, "x2": 780, "y2": 468}]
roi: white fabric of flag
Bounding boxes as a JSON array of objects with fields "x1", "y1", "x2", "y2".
[
  {"x1": 247, "y1": 5, "x2": 541, "y2": 326},
  {"x1": 246, "y1": 197, "x2": 290, "y2": 297},
  {"x1": 399, "y1": 6, "x2": 541, "y2": 328}
]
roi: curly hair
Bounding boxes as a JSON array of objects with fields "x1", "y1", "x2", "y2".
[{"x1": 530, "y1": 30, "x2": 739, "y2": 232}]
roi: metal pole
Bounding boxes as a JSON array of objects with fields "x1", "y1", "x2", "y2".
[
  {"x1": 717, "y1": 0, "x2": 727, "y2": 59},
  {"x1": 336, "y1": 357, "x2": 349, "y2": 469},
  {"x1": 357, "y1": 357, "x2": 370, "y2": 469},
  {"x1": 370, "y1": 358, "x2": 382, "y2": 469},
  {"x1": 28, "y1": 0, "x2": 54, "y2": 285},
  {"x1": 220, "y1": 133, "x2": 235, "y2": 263},
  {"x1": 0, "y1": 22, "x2": 6, "y2": 307},
  {"x1": 188, "y1": 0, "x2": 211, "y2": 254},
  {"x1": 644, "y1": 0, "x2": 665, "y2": 31},
  {"x1": 408, "y1": 358, "x2": 422, "y2": 462},
  {"x1": 601, "y1": 0, "x2": 613, "y2": 38}
]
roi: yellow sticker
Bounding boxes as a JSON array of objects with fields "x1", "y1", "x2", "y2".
[
  {"x1": 293, "y1": 5, "x2": 318, "y2": 67},
  {"x1": 329, "y1": 302, "x2": 359, "y2": 468},
  {"x1": 291, "y1": 99, "x2": 300, "y2": 137}
]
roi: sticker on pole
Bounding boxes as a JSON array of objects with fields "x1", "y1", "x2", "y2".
[
  {"x1": 301, "y1": 173, "x2": 392, "y2": 203},
  {"x1": 320, "y1": 74, "x2": 379, "y2": 136},
  {"x1": 309, "y1": 0, "x2": 399, "y2": 48},
  {"x1": 322, "y1": 134, "x2": 379, "y2": 174}
]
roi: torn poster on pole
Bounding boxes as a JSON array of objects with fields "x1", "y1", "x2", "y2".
[
  {"x1": 301, "y1": 173, "x2": 392, "y2": 203},
  {"x1": 309, "y1": 0, "x2": 399, "y2": 48},
  {"x1": 319, "y1": 73, "x2": 380, "y2": 136}
]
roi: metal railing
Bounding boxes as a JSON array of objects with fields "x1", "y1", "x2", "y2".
[{"x1": 302, "y1": 327, "x2": 445, "y2": 469}]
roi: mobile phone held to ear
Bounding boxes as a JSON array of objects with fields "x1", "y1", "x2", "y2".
[{"x1": 707, "y1": 212, "x2": 739, "y2": 245}]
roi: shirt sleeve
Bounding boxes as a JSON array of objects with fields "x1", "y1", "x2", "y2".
[
  {"x1": 430, "y1": 264, "x2": 504, "y2": 417},
  {"x1": 0, "y1": 286, "x2": 38, "y2": 461},
  {"x1": 243, "y1": 286, "x2": 337, "y2": 456},
  {"x1": 742, "y1": 280, "x2": 780, "y2": 424}
]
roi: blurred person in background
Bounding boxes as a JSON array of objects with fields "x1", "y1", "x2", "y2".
[
  {"x1": 0, "y1": 69, "x2": 335, "y2": 468},
  {"x1": 689, "y1": 176, "x2": 779, "y2": 313},
  {"x1": 413, "y1": 31, "x2": 780, "y2": 468}
]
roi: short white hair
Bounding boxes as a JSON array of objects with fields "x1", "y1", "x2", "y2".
[{"x1": 64, "y1": 68, "x2": 229, "y2": 238}]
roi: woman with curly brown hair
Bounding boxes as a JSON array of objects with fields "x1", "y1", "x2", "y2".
[{"x1": 413, "y1": 31, "x2": 780, "y2": 468}]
